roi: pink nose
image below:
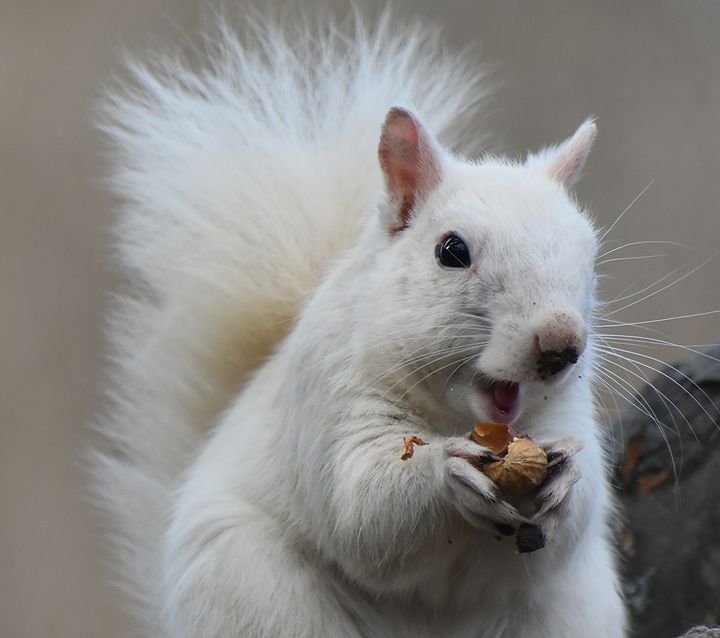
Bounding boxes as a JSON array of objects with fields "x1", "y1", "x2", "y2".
[{"x1": 535, "y1": 312, "x2": 587, "y2": 379}]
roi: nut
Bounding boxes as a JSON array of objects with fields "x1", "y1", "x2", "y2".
[{"x1": 482, "y1": 437, "x2": 548, "y2": 497}]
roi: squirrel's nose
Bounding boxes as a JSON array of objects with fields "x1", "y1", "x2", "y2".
[
  {"x1": 537, "y1": 345, "x2": 580, "y2": 377},
  {"x1": 534, "y1": 311, "x2": 587, "y2": 380}
]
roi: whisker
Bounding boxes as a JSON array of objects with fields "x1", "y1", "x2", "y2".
[
  {"x1": 397, "y1": 351, "x2": 481, "y2": 400},
  {"x1": 605, "y1": 251, "x2": 719, "y2": 317},
  {"x1": 598, "y1": 308, "x2": 720, "y2": 328},
  {"x1": 596, "y1": 334, "x2": 720, "y2": 365},
  {"x1": 597, "y1": 254, "x2": 666, "y2": 267},
  {"x1": 594, "y1": 351, "x2": 682, "y2": 438},
  {"x1": 370, "y1": 343, "x2": 483, "y2": 388},
  {"x1": 593, "y1": 354, "x2": 679, "y2": 482},
  {"x1": 592, "y1": 315, "x2": 670, "y2": 340},
  {"x1": 595, "y1": 344, "x2": 719, "y2": 429},
  {"x1": 594, "y1": 349, "x2": 697, "y2": 447},
  {"x1": 594, "y1": 358, "x2": 678, "y2": 444},
  {"x1": 359, "y1": 326, "x2": 490, "y2": 359},
  {"x1": 441, "y1": 352, "x2": 479, "y2": 396},
  {"x1": 592, "y1": 374, "x2": 628, "y2": 462},
  {"x1": 592, "y1": 370, "x2": 677, "y2": 481},
  {"x1": 378, "y1": 337, "x2": 487, "y2": 388},
  {"x1": 599, "y1": 180, "x2": 655, "y2": 242},
  {"x1": 598, "y1": 239, "x2": 689, "y2": 259},
  {"x1": 596, "y1": 265, "x2": 684, "y2": 310}
]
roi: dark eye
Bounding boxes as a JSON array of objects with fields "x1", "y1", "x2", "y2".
[{"x1": 435, "y1": 234, "x2": 471, "y2": 268}]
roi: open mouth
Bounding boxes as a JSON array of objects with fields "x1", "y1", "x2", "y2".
[{"x1": 476, "y1": 379, "x2": 521, "y2": 424}]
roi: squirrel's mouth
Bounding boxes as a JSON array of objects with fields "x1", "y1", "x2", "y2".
[{"x1": 475, "y1": 380, "x2": 521, "y2": 424}]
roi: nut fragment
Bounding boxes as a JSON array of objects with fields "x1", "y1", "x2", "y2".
[
  {"x1": 401, "y1": 436, "x2": 427, "y2": 461},
  {"x1": 482, "y1": 437, "x2": 548, "y2": 497},
  {"x1": 471, "y1": 422, "x2": 516, "y2": 455}
]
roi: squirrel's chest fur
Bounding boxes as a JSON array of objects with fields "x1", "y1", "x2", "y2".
[{"x1": 173, "y1": 280, "x2": 615, "y2": 637}]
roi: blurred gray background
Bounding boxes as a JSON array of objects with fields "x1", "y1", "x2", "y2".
[{"x1": 1, "y1": 1, "x2": 719, "y2": 636}]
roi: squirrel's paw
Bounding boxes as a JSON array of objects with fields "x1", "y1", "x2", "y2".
[
  {"x1": 535, "y1": 455, "x2": 581, "y2": 518},
  {"x1": 516, "y1": 440, "x2": 582, "y2": 553},
  {"x1": 441, "y1": 437, "x2": 527, "y2": 533}
]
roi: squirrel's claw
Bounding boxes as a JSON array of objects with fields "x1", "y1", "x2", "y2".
[
  {"x1": 539, "y1": 436, "x2": 584, "y2": 468},
  {"x1": 444, "y1": 437, "x2": 502, "y2": 464}
]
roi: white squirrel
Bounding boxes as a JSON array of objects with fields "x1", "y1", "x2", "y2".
[{"x1": 92, "y1": 11, "x2": 627, "y2": 638}]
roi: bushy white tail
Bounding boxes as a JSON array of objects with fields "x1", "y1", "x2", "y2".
[{"x1": 91, "y1": 10, "x2": 487, "y2": 634}]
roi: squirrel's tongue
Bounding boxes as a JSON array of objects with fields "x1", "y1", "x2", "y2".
[
  {"x1": 491, "y1": 382, "x2": 520, "y2": 415},
  {"x1": 476, "y1": 380, "x2": 521, "y2": 424}
]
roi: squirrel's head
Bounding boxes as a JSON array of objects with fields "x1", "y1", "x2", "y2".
[{"x1": 362, "y1": 107, "x2": 598, "y2": 428}]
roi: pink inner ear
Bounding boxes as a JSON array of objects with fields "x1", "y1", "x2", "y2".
[
  {"x1": 549, "y1": 136, "x2": 591, "y2": 188},
  {"x1": 378, "y1": 107, "x2": 442, "y2": 232},
  {"x1": 544, "y1": 119, "x2": 597, "y2": 190}
]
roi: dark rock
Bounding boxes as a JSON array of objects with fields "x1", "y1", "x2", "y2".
[
  {"x1": 677, "y1": 627, "x2": 720, "y2": 638},
  {"x1": 610, "y1": 342, "x2": 720, "y2": 638}
]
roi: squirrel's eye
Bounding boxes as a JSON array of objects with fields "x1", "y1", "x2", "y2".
[{"x1": 435, "y1": 234, "x2": 471, "y2": 268}]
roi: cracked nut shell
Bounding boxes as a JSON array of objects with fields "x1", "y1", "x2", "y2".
[{"x1": 470, "y1": 422, "x2": 516, "y2": 456}]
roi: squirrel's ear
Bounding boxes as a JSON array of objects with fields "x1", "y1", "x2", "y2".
[
  {"x1": 378, "y1": 107, "x2": 444, "y2": 233},
  {"x1": 526, "y1": 118, "x2": 597, "y2": 190}
]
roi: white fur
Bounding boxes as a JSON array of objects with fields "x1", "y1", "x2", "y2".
[{"x1": 92, "y1": 11, "x2": 625, "y2": 638}]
